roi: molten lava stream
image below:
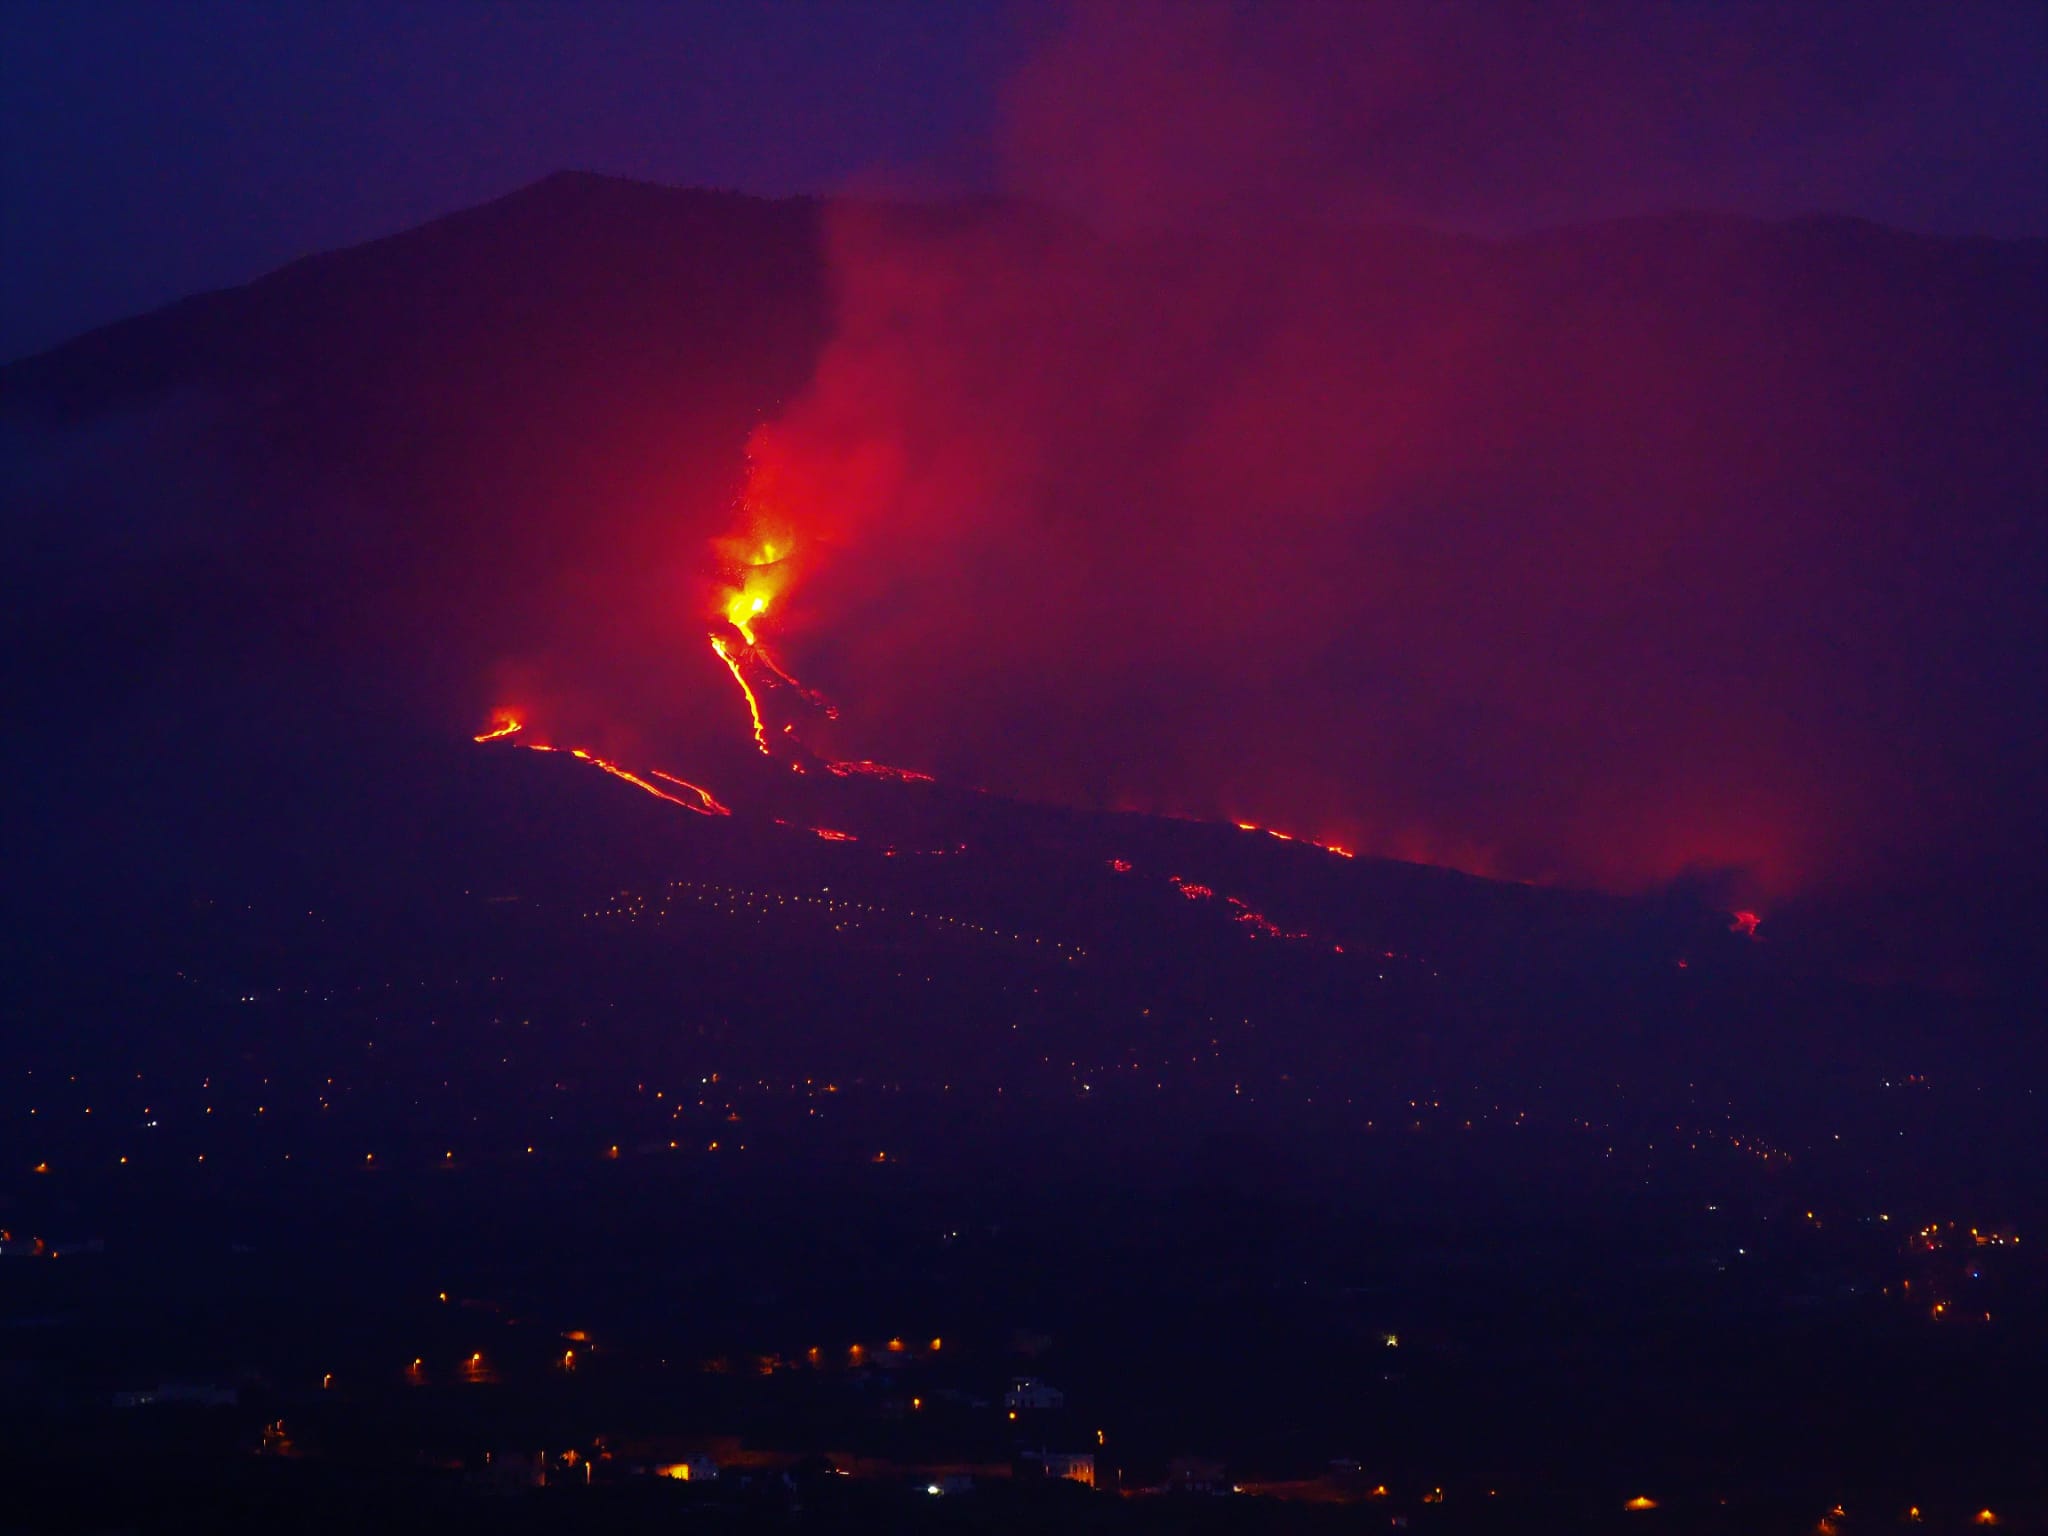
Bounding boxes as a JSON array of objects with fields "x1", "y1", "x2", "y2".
[
  {"x1": 649, "y1": 769, "x2": 732, "y2": 817},
  {"x1": 753, "y1": 645, "x2": 839, "y2": 718},
  {"x1": 568, "y1": 748, "x2": 722, "y2": 815},
  {"x1": 473, "y1": 718, "x2": 523, "y2": 743},
  {"x1": 1233, "y1": 817, "x2": 1354, "y2": 859},
  {"x1": 709, "y1": 635, "x2": 771, "y2": 755}
]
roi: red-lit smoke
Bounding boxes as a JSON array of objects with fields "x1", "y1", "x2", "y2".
[{"x1": 730, "y1": 5, "x2": 2044, "y2": 916}]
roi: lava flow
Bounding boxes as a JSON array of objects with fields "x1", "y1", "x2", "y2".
[
  {"x1": 1235, "y1": 818, "x2": 1354, "y2": 858},
  {"x1": 1169, "y1": 873, "x2": 1320, "y2": 946},
  {"x1": 753, "y1": 645, "x2": 839, "y2": 718},
  {"x1": 472, "y1": 716, "x2": 731, "y2": 819},
  {"x1": 569, "y1": 749, "x2": 727, "y2": 816},
  {"x1": 709, "y1": 634, "x2": 771, "y2": 755},
  {"x1": 705, "y1": 525, "x2": 957, "y2": 795},
  {"x1": 649, "y1": 769, "x2": 732, "y2": 817}
]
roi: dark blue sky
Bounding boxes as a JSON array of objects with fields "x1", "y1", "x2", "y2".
[{"x1": 4, "y1": 0, "x2": 2043, "y2": 361}]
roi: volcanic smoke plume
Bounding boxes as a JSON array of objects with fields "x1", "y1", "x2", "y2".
[{"x1": 737, "y1": 4, "x2": 2046, "y2": 923}]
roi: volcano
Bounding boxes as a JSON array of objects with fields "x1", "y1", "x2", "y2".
[
  {"x1": 6, "y1": 176, "x2": 2047, "y2": 1529},
  {"x1": 4, "y1": 172, "x2": 2044, "y2": 1000}
]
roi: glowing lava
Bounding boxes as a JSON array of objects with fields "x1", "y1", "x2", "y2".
[
  {"x1": 649, "y1": 769, "x2": 732, "y2": 817},
  {"x1": 473, "y1": 715, "x2": 524, "y2": 743},
  {"x1": 1232, "y1": 817, "x2": 1353, "y2": 859},
  {"x1": 474, "y1": 731, "x2": 731, "y2": 821},
  {"x1": 828, "y1": 760, "x2": 935, "y2": 783},
  {"x1": 715, "y1": 531, "x2": 789, "y2": 645},
  {"x1": 1227, "y1": 894, "x2": 1311, "y2": 941},
  {"x1": 1169, "y1": 874, "x2": 1318, "y2": 945},
  {"x1": 726, "y1": 591, "x2": 768, "y2": 646},
  {"x1": 567, "y1": 748, "x2": 726, "y2": 814},
  {"x1": 754, "y1": 646, "x2": 839, "y2": 717},
  {"x1": 710, "y1": 634, "x2": 771, "y2": 755}
]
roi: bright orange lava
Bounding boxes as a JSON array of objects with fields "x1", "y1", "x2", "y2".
[
  {"x1": 1231, "y1": 817, "x2": 1353, "y2": 859},
  {"x1": 489, "y1": 738, "x2": 731, "y2": 819},
  {"x1": 710, "y1": 634, "x2": 771, "y2": 755},
  {"x1": 568, "y1": 749, "x2": 714, "y2": 812},
  {"x1": 726, "y1": 593, "x2": 766, "y2": 647},
  {"x1": 473, "y1": 717, "x2": 523, "y2": 743},
  {"x1": 649, "y1": 769, "x2": 733, "y2": 817}
]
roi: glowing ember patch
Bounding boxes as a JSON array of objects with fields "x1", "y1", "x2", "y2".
[
  {"x1": 1624, "y1": 1496, "x2": 1658, "y2": 1511},
  {"x1": 1227, "y1": 895, "x2": 1311, "y2": 941},
  {"x1": 1170, "y1": 878, "x2": 1214, "y2": 900},
  {"x1": 473, "y1": 717, "x2": 523, "y2": 743},
  {"x1": 829, "y1": 759, "x2": 935, "y2": 783},
  {"x1": 1109, "y1": 859, "x2": 1134, "y2": 873},
  {"x1": 812, "y1": 827, "x2": 858, "y2": 841},
  {"x1": 1730, "y1": 909, "x2": 1762, "y2": 938}
]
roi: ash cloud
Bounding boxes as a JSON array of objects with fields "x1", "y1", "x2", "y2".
[{"x1": 747, "y1": 4, "x2": 2047, "y2": 917}]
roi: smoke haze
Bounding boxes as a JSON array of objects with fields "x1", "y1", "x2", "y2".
[{"x1": 740, "y1": 5, "x2": 2046, "y2": 926}]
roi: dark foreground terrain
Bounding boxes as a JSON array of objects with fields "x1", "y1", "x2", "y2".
[{"x1": 3, "y1": 749, "x2": 2042, "y2": 1535}]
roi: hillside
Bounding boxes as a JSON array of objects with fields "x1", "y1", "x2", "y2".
[{"x1": 4, "y1": 173, "x2": 2044, "y2": 993}]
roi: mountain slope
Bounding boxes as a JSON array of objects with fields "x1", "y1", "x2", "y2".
[{"x1": 4, "y1": 174, "x2": 2043, "y2": 994}]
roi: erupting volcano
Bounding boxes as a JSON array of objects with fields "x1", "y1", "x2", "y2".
[
  {"x1": 470, "y1": 514, "x2": 945, "y2": 843},
  {"x1": 471, "y1": 499, "x2": 1799, "y2": 954}
]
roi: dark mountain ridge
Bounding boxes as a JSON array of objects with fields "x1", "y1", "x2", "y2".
[{"x1": 4, "y1": 172, "x2": 2044, "y2": 1001}]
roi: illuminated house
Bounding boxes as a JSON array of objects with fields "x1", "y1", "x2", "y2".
[
  {"x1": 655, "y1": 1456, "x2": 720, "y2": 1483},
  {"x1": 1040, "y1": 1452, "x2": 1095, "y2": 1487},
  {"x1": 1003, "y1": 1376, "x2": 1065, "y2": 1412}
]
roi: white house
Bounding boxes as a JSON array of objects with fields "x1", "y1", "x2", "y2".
[{"x1": 1004, "y1": 1376, "x2": 1064, "y2": 1411}]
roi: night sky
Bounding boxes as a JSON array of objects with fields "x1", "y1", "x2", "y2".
[{"x1": 4, "y1": 1, "x2": 2043, "y2": 361}]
